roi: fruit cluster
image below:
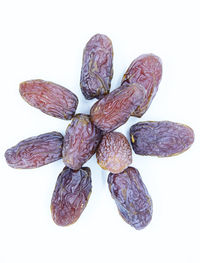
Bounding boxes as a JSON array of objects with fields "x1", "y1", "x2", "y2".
[{"x1": 5, "y1": 34, "x2": 194, "y2": 229}]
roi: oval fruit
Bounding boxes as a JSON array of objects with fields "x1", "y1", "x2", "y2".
[
  {"x1": 90, "y1": 83, "x2": 145, "y2": 132},
  {"x1": 5, "y1": 131, "x2": 63, "y2": 169},
  {"x1": 51, "y1": 166, "x2": 92, "y2": 226},
  {"x1": 130, "y1": 121, "x2": 194, "y2": 157},
  {"x1": 20, "y1": 79, "x2": 78, "y2": 120},
  {"x1": 62, "y1": 114, "x2": 102, "y2": 170},
  {"x1": 80, "y1": 34, "x2": 113, "y2": 99},
  {"x1": 122, "y1": 54, "x2": 162, "y2": 117},
  {"x1": 96, "y1": 132, "x2": 132, "y2": 173},
  {"x1": 108, "y1": 166, "x2": 153, "y2": 230}
]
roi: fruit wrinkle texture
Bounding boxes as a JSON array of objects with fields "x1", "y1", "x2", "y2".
[
  {"x1": 108, "y1": 166, "x2": 153, "y2": 230},
  {"x1": 20, "y1": 79, "x2": 78, "y2": 120},
  {"x1": 5, "y1": 131, "x2": 63, "y2": 169},
  {"x1": 80, "y1": 34, "x2": 113, "y2": 100},
  {"x1": 62, "y1": 114, "x2": 102, "y2": 170},
  {"x1": 51, "y1": 166, "x2": 92, "y2": 226},
  {"x1": 90, "y1": 83, "x2": 145, "y2": 132},
  {"x1": 96, "y1": 132, "x2": 132, "y2": 173},
  {"x1": 121, "y1": 54, "x2": 162, "y2": 117},
  {"x1": 130, "y1": 121, "x2": 194, "y2": 157}
]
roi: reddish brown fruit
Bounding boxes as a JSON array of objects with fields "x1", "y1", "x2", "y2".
[
  {"x1": 62, "y1": 114, "x2": 102, "y2": 170},
  {"x1": 80, "y1": 34, "x2": 113, "y2": 99},
  {"x1": 20, "y1": 79, "x2": 78, "y2": 120},
  {"x1": 96, "y1": 132, "x2": 132, "y2": 173},
  {"x1": 90, "y1": 83, "x2": 145, "y2": 132},
  {"x1": 122, "y1": 54, "x2": 162, "y2": 117},
  {"x1": 51, "y1": 166, "x2": 92, "y2": 226},
  {"x1": 5, "y1": 132, "x2": 63, "y2": 169}
]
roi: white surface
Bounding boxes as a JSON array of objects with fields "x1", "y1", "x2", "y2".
[{"x1": 0, "y1": 0, "x2": 200, "y2": 262}]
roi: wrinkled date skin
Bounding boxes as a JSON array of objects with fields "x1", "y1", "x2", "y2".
[
  {"x1": 108, "y1": 167, "x2": 153, "y2": 230},
  {"x1": 62, "y1": 114, "x2": 102, "y2": 170},
  {"x1": 80, "y1": 34, "x2": 113, "y2": 100},
  {"x1": 96, "y1": 132, "x2": 132, "y2": 173},
  {"x1": 51, "y1": 166, "x2": 92, "y2": 226},
  {"x1": 5, "y1": 132, "x2": 63, "y2": 169},
  {"x1": 20, "y1": 79, "x2": 78, "y2": 120},
  {"x1": 90, "y1": 83, "x2": 145, "y2": 132},
  {"x1": 130, "y1": 121, "x2": 194, "y2": 157},
  {"x1": 121, "y1": 54, "x2": 162, "y2": 117}
]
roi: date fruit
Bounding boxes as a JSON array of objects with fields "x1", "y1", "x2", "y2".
[
  {"x1": 62, "y1": 114, "x2": 102, "y2": 170},
  {"x1": 80, "y1": 34, "x2": 113, "y2": 99},
  {"x1": 108, "y1": 167, "x2": 153, "y2": 230},
  {"x1": 51, "y1": 166, "x2": 92, "y2": 226},
  {"x1": 20, "y1": 79, "x2": 78, "y2": 120},
  {"x1": 5, "y1": 131, "x2": 63, "y2": 169},
  {"x1": 121, "y1": 54, "x2": 162, "y2": 117},
  {"x1": 4, "y1": 34, "x2": 195, "y2": 228},
  {"x1": 130, "y1": 121, "x2": 194, "y2": 157},
  {"x1": 90, "y1": 83, "x2": 145, "y2": 132},
  {"x1": 96, "y1": 132, "x2": 132, "y2": 173}
]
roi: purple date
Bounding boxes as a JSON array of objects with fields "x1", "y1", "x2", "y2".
[
  {"x1": 51, "y1": 166, "x2": 92, "y2": 226},
  {"x1": 121, "y1": 54, "x2": 162, "y2": 117},
  {"x1": 90, "y1": 83, "x2": 145, "y2": 132},
  {"x1": 5, "y1": 131, "x2": 63, "y2": 169},
  {"x1": 108, "y1": 166, "x2": 153, "y2": 230},
  {"x1": 130, "y1": 121, "x2": 194, "y2": 157},
  {"x1": 80, "y1": 34, "x2": 113, "y2": 99},
  {"x1": 62, "y1": 114, "x2": 102, "y2": 170}
]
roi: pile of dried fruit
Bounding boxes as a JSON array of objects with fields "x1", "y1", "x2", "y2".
[{"x1": 4, "y1": 34, "x2": 194, "y2": 230}]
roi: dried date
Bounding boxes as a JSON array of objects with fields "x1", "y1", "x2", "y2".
[
  {"x1": 121, "y1": 54, "x2": 162, "y2": 117},
  {"x1": 51, "y1": 166, "x2": 92, "y2": 226},
  {"x1": 20, "y1": 79, "x2": 78, "y2": 120},
  {"x1": 5, "y1": 131, "x2": 63, "y2": 168},
  {"x1": 108, "y1": 167, "x2": 153, "y2": 230},
  {"x1": 96, "y1": 132, "x2": 132, "y2": 173},
  {"x1": 90, "y1": 83, "x2": 145, "y2": 132},
  {"x1": 130, "y1": 121, "x2": 194, "y2": 157},
  {"x1": 62, "y1": 114, "x2": 102, "y2": 170},
  {"x1": 80, "y1": 34, "x2": 113, "y2": 99},
  {"x1": 4, "y1": 34, "x2": 196, "y2": 229}
]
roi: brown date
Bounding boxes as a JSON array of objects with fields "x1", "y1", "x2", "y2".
[
  {"x1": 80, "y1": 34, "x2": 113, "y2": 99},
  {"x1": 62, "y1": 114, "x2": 102, "y2": 170},
  {"x1": 20, "y1": 79, "x2": 78, "y2": 120},
  {"x1": 108, "y1": 167, "x2": 153, "y2": 230},
  {"x1": 51, "y1": 166, "x2": 92, "y2": 226},
  {"x1": 90, "y1": 83, "x2": 145, "y2": 132},
  {"x1": 5, "y1": 131, "x2": 63, "y2": 169},
  {"x1": 130, "y1": 121, "x2": 194, "y2": 157},
  {"x1": 96, "y1": 132, "x2": 132, "y2": 173},
  {"x1": 121, "y1": 54, "x2": 162, "y2": 117}
]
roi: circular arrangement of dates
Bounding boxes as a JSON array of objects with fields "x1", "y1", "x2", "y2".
[{"x1": 4, "y1": 34, "x2": 195, "y2": 230}]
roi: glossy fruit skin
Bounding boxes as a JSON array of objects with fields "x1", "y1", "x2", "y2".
[
  {"x1": 90, "y1": 83, "x2": 145, "y2": 132},
  {"x1": 80, "y1": 34, "x2": 113, "y2": 100},
  {"x1": 20, "y1": 79, "x2": 78, "y2": 120},
  {"x1": 51, "y1": 166, "x2": 92, "y2": 226},
  {"x1": 108, "y1": 167, "x2": 153, "y2": 230},
  {"x1": 130, "y1": 121, "x2": 194, "y2": 157},
  {"x1": 96, "y1": 132, "x2": 132, "y2": 173},
  {"x1": 5, "y1": 132, "x2": 63, "y2": 169},
  {"x1": 121, "y1": 54, "x2": 162, "y2": 117},
  {"x1": 62, "y1": 114, "x2": 102, "y2": 170}
]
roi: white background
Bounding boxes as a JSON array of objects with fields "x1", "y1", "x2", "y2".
[{"x1": 0, "y1": 0, "x2": 200, "y2": 262}]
